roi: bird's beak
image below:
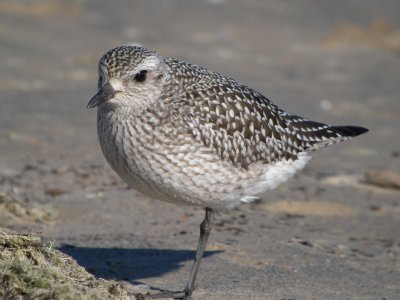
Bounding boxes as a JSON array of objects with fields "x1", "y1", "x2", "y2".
[{"x1": 87, "y1": 83, "x2": 116, "y2": 109}]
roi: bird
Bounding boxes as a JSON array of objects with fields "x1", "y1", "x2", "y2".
[{"x1": 87, "y1": 45, "x2": 368, "y2": 299}]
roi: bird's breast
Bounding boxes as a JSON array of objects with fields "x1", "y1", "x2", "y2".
[{"x1": 96, "y1": 106, "x2": 311, "y2": 208}]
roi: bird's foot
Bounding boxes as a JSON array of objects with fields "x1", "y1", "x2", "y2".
[{"x1": 140, "y1": 289, "x2": 192, "y2": 300}]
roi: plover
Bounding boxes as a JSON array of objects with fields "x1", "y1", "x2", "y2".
[{"x1": 87, "y1": 45, "x2": 368, "y2": 299}]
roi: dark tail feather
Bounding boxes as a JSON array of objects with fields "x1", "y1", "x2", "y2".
[
  {"x1": 304, "y1": 125, "x2": 368, "y2": 152},
  {"x1": 330, "y1": 126, "x2": 369, "y2": 138},
  {"x1": 284, "y1": 114, "x2": 368, "y2": 152}
]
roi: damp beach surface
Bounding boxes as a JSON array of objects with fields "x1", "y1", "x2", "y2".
[{"x1": 0, "y1": 1, "x2": 399, "y2": 299}]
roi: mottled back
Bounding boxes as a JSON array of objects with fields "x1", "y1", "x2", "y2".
[{"x1": 164, "y1": 58, "x2": 365, "y2": 169}]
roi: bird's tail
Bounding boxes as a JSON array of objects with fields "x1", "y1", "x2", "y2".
[{"x1": 303, "y1": 125, "x2": 368, "y2": 152}]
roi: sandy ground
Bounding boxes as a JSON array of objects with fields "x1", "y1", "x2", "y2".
[{"x1": 1, "y1": 1, "x2": 400, "y2": 299}]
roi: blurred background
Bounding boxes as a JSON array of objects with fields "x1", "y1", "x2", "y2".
[{"x1": 0, "y1": 1, "x2": 399, "y2": 299}]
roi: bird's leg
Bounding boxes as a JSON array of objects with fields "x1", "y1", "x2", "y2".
[
  {"x1": 144, "y1": 208, "x2": 215, "y2": 300},
  {"x1": 183, "y1": 207, "x2": 216, "y2": 299}
]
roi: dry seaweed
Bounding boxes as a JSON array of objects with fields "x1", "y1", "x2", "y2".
[{"x1": 0, "y1": 228, "x2": 132, "y2": 299}]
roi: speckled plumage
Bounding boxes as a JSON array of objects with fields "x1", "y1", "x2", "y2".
[
  {"x1": 89, "y1": 45, "x2": 367, "y2": 209},
  {"x1": 88, "y1": 45, "x2": 368, "y2": 299}
]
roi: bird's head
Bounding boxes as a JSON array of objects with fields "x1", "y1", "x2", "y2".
[{"x1": 87, "y1": 45, "x2": 166, "y2": 111}]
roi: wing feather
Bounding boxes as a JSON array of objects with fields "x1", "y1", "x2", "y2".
[{"x1": 164, "y1": 59, "x2": 367, "y2": 169}]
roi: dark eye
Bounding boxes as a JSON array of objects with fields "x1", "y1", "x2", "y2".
[{"x1": 134, "y1": 70, "x2": 147, "y2": 82}]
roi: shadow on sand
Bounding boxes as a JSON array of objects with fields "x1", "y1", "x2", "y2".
[{"x1": 59, "y1": 245, "x2": 221, "y2": 284}]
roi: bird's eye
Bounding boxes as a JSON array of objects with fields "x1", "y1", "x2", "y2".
[{"x1": 134, "y1": 70, "x2": 148, "y2": 82}]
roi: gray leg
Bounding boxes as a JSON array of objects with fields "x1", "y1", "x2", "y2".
[
  {"x1": 183, "y1": 207, "x2": 216, "y2": 299},
  {"x1": 144, "y1": 208, "x2": 216, "y2": 300}
]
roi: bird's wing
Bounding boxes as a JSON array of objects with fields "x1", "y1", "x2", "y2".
[{"x1": 180, "y1": 79, "x2": 362, "y2": 169}]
